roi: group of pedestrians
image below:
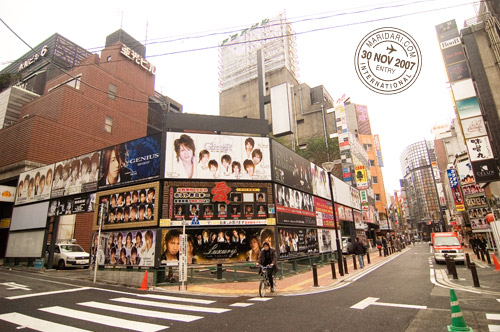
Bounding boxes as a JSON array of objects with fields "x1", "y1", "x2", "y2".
[{"x1": 469, "y1": 234, "x2": 487, "y2": 254}]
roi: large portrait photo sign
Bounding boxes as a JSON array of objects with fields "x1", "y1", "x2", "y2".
[
  {"x1": 165, "y1": 133, "x2": 271, "y2": 180},
  {"x1": 98, "y1": 135, "x2": 161, "y2": 189}
]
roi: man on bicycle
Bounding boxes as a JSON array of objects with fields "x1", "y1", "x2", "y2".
[{"x1": 258, "y1": 242, "x2": 277, "y2": 292}]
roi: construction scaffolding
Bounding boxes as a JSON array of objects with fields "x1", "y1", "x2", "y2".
[{"x1": 218, "y1": 13, "x2": 298, "y2": 92}]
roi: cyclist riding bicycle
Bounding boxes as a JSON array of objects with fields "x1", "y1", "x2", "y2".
[{"x1": 257, "y1": 242, "x2": 277, "y2": 292}]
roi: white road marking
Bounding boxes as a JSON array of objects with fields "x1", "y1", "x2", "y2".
[
  {"x1": 111, "y1": 297, "x2": 230, "y2": 313},
  {"x1": 40, "y1": 306, "x2": 167, "y2": 332},
  {"x1": 351, "y1": 297, "x2": 427, "y2": 310},
  {"x1": 248, "y1": 297, "x2": 273, "y2": 301},
  {"x1": 0, "y1": 312, "x2": 92, "y2": 332},
  {"x1": 78, "y1": 301, "x2": 202, "y2": 322},
  {"x1": 489, "y1": 325, "x2": 500, "y2": 332},
  {"x1": 6, "y1": 287, "x2": 92, "y2": 300},
  {"x1": 230, "y1": 302, "x2": 254, "y2": 307},
  {"x1": 0, "y1": 282, "x2": 31, "y2": 291},
  {"x1": 487, "y1": 314, "x2": 500, "y2": 320},
  {"x1": 137, "y1": 294, "x2": 215, "y2": 304}
]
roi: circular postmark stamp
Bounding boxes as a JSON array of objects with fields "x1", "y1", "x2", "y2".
[{"x1": 354, "y1": 27, "x2": 422, "y2": 95}]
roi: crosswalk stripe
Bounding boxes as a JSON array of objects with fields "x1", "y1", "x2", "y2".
[
  {"x1": 489, "y1": 324, "x2": 500, "y2": 332},
  {"x1": 0, "y1": 312, "x2": 92, "y2": 332},
  {"x1": 111, "y1": 297, "x2": 230, "y2": 313},
  {"x1": 230, "y1": 303, "x2": 254, "y2": 307},
  {"x1": 39, "y1": 306, "x2": 167, "y2": 332},
  {"x1": 137, "y1": 294, "x2": 215, "y2": 304},
  {"x1": 487, "y1": 314, "x2": 500, "y2": 320},
  {"x1": 78, "y1": 301, "x2": 202, "y2": 322},
  {"x1": 248, "y1": 297, "x2": 273, "y2": 302}
]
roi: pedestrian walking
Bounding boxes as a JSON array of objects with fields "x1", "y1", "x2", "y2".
[
  {"x1": 382, "y1": 236, "x2": 388, "y2": 256},
  {"x1": 353, "y1": 237, "x2": 365, "y2": 268}
]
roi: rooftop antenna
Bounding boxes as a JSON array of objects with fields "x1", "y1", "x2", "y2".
[{"x1": 145, "y1": 20, "x2": 148, "y2": 56}]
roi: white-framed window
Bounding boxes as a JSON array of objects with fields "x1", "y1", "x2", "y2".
[
  {"x1": 108, "y1": 83, "x2": 117, "y2": 100},
  {"x1": 47, "y1": 74, "x2": 82, "y2": 92},
  {"x1": 105, "y1": 116, "x2": 113, "y2": 133}
]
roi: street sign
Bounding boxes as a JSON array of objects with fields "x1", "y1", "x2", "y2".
[{"x1": 178, "y1": 234, "x2": 188, "y2": 282}]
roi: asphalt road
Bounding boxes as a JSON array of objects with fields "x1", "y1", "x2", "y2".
[{"x1": 0, "y1": 243, "x2": 499, "y2": 331}]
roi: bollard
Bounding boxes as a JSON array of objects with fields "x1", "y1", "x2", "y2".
[
  {"x1": 312, "y1": 263, "x2": 319, "y2": 287},
  {"x1": 216, "y1": 263, "x2": 223, "y2": 279},
  {"x1": 465, "y1": 253, "x2": 471, "y2": 269},
  {"x1": 338, "y1": 255, "x2": 344, "y2": 276},
  {"x1": 330, "y1": 260, "x2": 337, "y2": 279},
  {"x1": 366, "y1": 250, "x2": 371, "y2": 264},
  {"x1": 480, "y1": 250, "x2": 486, "y2": 262},
  {"x1": 449, "y1": 257, "x2": 458, "y2": 280},
  {"x1": 352, "y1": 255, "x2": 357, "y2": 270},
  {"x1": 486, "y1": 251, "x2": 492, "y2": 265},
  {"x1": 445, "y1": 255, "x2": 452, "y2": 275},
  {"x1": 470, "y1": 262, "x2": 480, "y2": 287},
  {"x1": 343, "y1": 256, "x2": 349, "y2": 274}
]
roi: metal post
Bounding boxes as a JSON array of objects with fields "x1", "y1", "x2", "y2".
[
  {"x1": 486, "y1": 250, "x2": 492, "y2": 265},
  {"x1": 465, "y1": 253, "x2": 471, "y2": 269},
  {"x1": 352, "y1": 255, "x2": 357, "y2": 270},
  {"x1": 338, "y1": 259, "x2": 344, "y2": 276},
  {"x1": 366, "y1": 250, "x2": 371, "y2": 264},
  {"x1": 93, "y1": 201, "x2": 105, "y2": 284},
  {"x1": 216, "y1": 263, "x2": 223, "y2": 279},
  {"x1": 312, "y1": 263, "x2": 319, "y2": 287},
  {"x1": 470, "y1": 262, "x2": 480, "y2": 287},
  {"x1": 343, "y1": 256, "x2": 348, "y2": 274},
  {"x1": 330, "y1": 259, "x2": 337, "y2": 279},
  {"x1": 449, "y1": 257, "x2": 458, "y2": 280}
]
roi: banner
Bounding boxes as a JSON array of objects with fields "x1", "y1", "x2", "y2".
[
  {"x1": 98, "y1": 135, "x2": 161, "y2": 189},
  {"x1": 314, "y1": 197, "x2": 335, "y2": 228},
  {"x1": 94, "y1": 182, "x2": 159, "y2": 231},
  {"x1": 91, "y1": 229, "x2": 156, "y2": 267},
  {"x1": 275, "y1": 184, "x2": 316, "y2": 226},
  {"x1": 277, "y1": 227, "x2": 318, "y2": 259},
  {"x1": 0, "y1": 185, "x2": 16, "y2": 202},
  {"x1": 51, "y1": 151, "x2": 100, "y2": 197},
  {"x1": 354, "y1": 165, "x2": 368, "y2": 189},
  {"x1": 160, "y1": 227, "x2": 275, "y2": 264},
  {"x1": 317, "y1": 228, "x2": 337, "y2": 253},
  {"x1": 335, "y1": 203, "x2": 353, "y2": 222},
  {"x1": 164, "y1": 181, "x2": 272, "y2": 225},
  {"x1": 47, "y1": 193, "x2": 96, "y2": 216},
  {"x1": 165, "y1": 132, "x2": 271, "y2": 180},
  {"x1": 447, "y1": 169, "x2": 465, "y2": 211},
  {"x1": 15, "y1": 164, "x2": 54, "y2": 205}
]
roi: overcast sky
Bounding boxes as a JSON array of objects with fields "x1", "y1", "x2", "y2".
[{"x1": 0, "y1": 0, "x2": 478, "y2": 195}]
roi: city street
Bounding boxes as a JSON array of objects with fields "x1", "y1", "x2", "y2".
[{"x1": 0, "y1": 243, "x2": 499, "y2": 331}]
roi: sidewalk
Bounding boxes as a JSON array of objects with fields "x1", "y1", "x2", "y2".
[{"x1": 157, "y1": 246, "x2": 405, "y2": 296}]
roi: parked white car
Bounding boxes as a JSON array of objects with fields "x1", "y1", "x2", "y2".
[{"x1": 45, "y1": 242, "x2": 90, "y2": 269}]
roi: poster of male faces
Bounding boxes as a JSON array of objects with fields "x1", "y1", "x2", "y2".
[
  {"x1": 164, "y1": 132, "x2": 271, "y2": 180},
  {"x1": 51, "y1": 152, "x2": 100, "y2": 198},
  {"x1": 98, "y1": 134, "x2": 162, "y2": 189},
  {"x1": 91, "y1": 229, "x2": 156, "y2": 267},
  {"x1": 94, "y1": 182, "x2": 159, "y2": 231},
  {"x1": 15, "y1": 164, "x2": 54, "y2": 205},
  {"x1": 160, "y1": 227, "x2": 275, "y2": 264},
  {"x1": 47, "y1": 193, "x2": 96, "y2": 217},
  {"x1": 166, "y1": 181, "x2": 271, "y2": 224},
  {"x1": 278, "y1": 227, "x2": 319, "y2": 259},
  {"x1": 275, "y1": 184, "x2": 316, "y2": 226},
  {"x1": 272, "y1": 140, "x2": 313, "y2": 193},
  {"x1": 317, "y1": 228, "x2": 338, "y2": 253}
]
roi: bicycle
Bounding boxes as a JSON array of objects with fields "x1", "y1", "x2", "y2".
[{"x1": 258, "y1": 265, "x2": 276, "y2": 297}]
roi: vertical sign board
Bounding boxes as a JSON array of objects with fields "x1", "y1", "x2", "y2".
[
  {"x1": 178, "y1": 234, "x2": 187, "y2": 282},
  {"x1": 447, "y1": 169, "x2": 465, "y2": 211}
]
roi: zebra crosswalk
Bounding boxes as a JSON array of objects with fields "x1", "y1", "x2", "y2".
[
  {"x1": 0, "y1": 289, "x2": 270, "y2": 331},
  {"x1": 485, "y1": 299, "x2": 500, "y2": 331}
]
